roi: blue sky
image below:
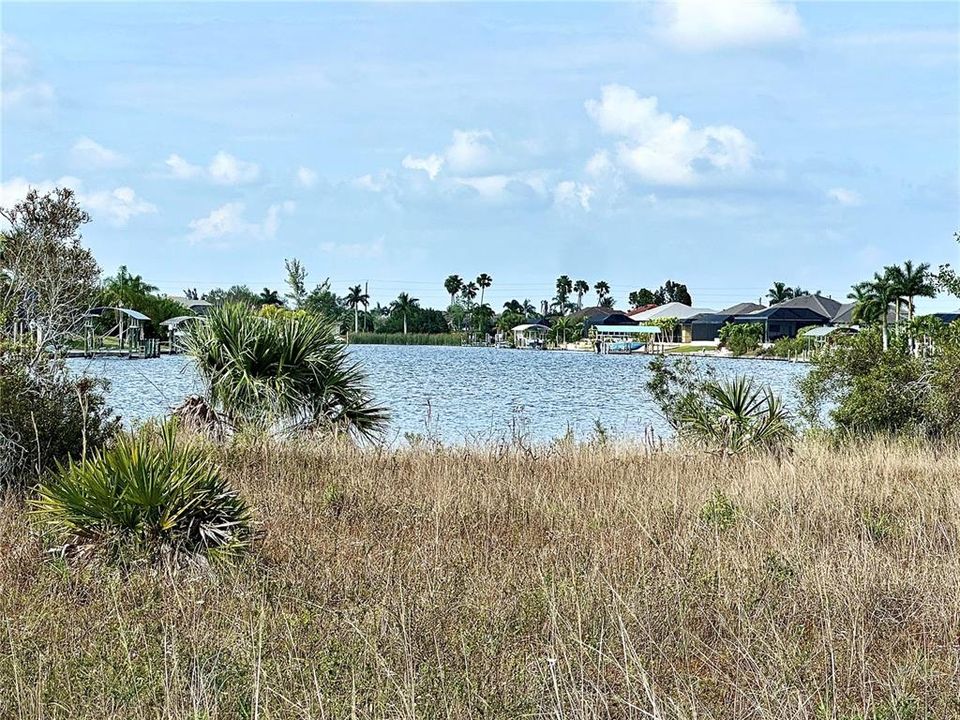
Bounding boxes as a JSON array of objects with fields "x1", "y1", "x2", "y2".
[{"x1": 2, "y1": 1, "x2": 958, "y2": 311}]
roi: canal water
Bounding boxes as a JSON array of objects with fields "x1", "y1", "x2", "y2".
[{"x1": 67, "y1": 346, "x2": 809, "y2": 444}]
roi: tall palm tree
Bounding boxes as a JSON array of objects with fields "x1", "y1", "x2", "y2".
[
  {"x1": 360, "y1": 287, "x2": 370, "y2": 331},
  {"x1": 767, "y1": 282, "x2": 793, "y2": 305},
  {"x1": 461, "y1": 282, "x2": 478, "y2": 306},
  {"x1": 345, "y1": 284, "x2": 369, "y2": 334},
  {"x1": 573, "y1": 279, "x2": 590, "y2": 309},
  {"x1": 444, "y1": 274, "x2": 463, "y2": 306},
  {"x1": 594, "y1": 280, "x2": 610, "y2": 305},
  {"x1": 863, "y1": 273, "x2": 895, "y2": 350},
  {"x1": 391, "y1": 292, "x2": 419, "y2": 335},
  {"x1": 555, "y1": 275, "x2": 573, "y2": 310},
  {"x1": 476, "y1": 273, "x2": 493, "y2": 308},
  {"x1": 892, "y1": 260, "x2": 936, "y2": 322}
]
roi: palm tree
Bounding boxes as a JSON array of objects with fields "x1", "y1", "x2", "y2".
[
  {"x1": 674, "y1": 376, "x2": 792, "y2": 456},
  {"x1": 891, "y1": 260, "x2": 936, "y2": 322},
  {"x1": 476, "y1": 273, "x2": 493, "y2": 309},
  {"x1": 391, "y1": 292, "x2": 419, "y2": 335},
  {"x1": 345, "y1": 284, "x2": 369, "y2": 334},
  {"x1": 258, "y1": 288, "x2": 282, "y2": 306},
  {"x1": 360, "y1": 289, "x2": 370, "y2": 331},
  {"x1": 460, "y1": 282, "x2": 478, "y2": 306},
  {"x1": 503, "y1": 299, "x2": 524, "y2": 314},
  {"x1": 522, "y1": 299, "x2": 537, "y2": 318},
  {"x1": 861, "y1": 273, "x2": 895, "y2": 350},
  {"x1": 848, "y1": 282, "x2": 885, "y2": 325},
  {"x1": 103, "y1": 265, "x2": 157, "y2": 307},
  {"x1": 444, "y1": 274, "x2": 463, "y2": 306},
  {"x1": 555, "y1": 275, "x2": 573, "y2": 310},
  {"x1": 594, "y1": 280, "x2": 610, "y2": 305},
  {"x1": 573, "y1": 279, "x2": 590, "y2": 309},
  {"x1": 767, "y1": 282, "x2": 793, "y2": 305},
  {"x1": 184, "y1": 304, "x2": 387, "y2": 439}
]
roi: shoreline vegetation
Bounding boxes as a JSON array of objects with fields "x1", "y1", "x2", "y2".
[
  {"x1": 347, "y1": 331, "x2": 464, "y2": 346},
  {"x1": 3, "y1": 438, "x2": 959, "y2": 718}
]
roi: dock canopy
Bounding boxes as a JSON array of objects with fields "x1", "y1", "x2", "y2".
[
  {"x1": 86, "y1": 306, "x2": 150, "y2": 321},
  {"x1": 803, "y1": 326, "x2": 858, "y2": 339},
  {"x1": 160, "y1": 315, "x2": 203, "y2": 328},
  {"x1": 512, "y1": 323, "x2": 549, "y2": 348}
]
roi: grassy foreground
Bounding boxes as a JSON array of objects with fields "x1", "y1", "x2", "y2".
[{"x1": 2, "y1": 439, "x2": 959, "y2": 718}]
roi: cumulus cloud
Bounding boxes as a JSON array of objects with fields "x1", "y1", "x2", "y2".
[
  {"x1": 585, "y1": 84, "x2": 756, "y2": 186},
  {"x1": 71, "y1": 137, "x2": 127, "y2": 169},
  {"x1": 208, "y1": 151, "x2": 260, "y2": 184},
  {"x1": 827, "y1": 187, "x2": 862, "y2": 206},
  {"x1": 444, "y1": 130, "x2": 496, "y2": 175},
  {"x1": 320, "y1": 235, "x2": 385, "y2": 260},
  {"x1": 402, "y1": 153, "x2": 444, "y2": 180},
  {"x1": 0, "y1": 34, "x2": 55, "y2": 112},
  {"x1": 186, "y1": 200, "x2": 294, "y2": 245},
  {"x1": 296, "y1": 166, "x2": 318, "y2": 188},
  {"x1": 164, "y1": 151, "x2": 260, "y2": 185},
  {"x1": 658, "y1": 0, "x2": 805, "y2": 52},
  {"x1": 0, "y1": 176, "x2": 155, "y2": 226},
  {"x1": 553, "y1": 181, "x2": 594, "y2": 211}
]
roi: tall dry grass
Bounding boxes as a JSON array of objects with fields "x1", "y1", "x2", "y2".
[{"x1": 2, "y1": 438, "x2": 959, "y2": 718}]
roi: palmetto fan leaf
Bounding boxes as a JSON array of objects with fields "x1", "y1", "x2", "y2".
[
  {"x1": 33, "y1": 422, "x2": 251, "y2": 563},
  {"x1": 185, "y1": 304, "x2": 388, "y2": 440},
  {"x1": 675, "y1": 376, "x2": 793, "y2": 455}
]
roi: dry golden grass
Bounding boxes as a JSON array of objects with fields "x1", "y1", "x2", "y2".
[{"x1": 2, "y1": 438, "x2": 959, "y2": 718}]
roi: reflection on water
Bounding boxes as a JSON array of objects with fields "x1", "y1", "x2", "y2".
[{"x1": 67, "y1": 347, "x2": 809, "y2": 444}]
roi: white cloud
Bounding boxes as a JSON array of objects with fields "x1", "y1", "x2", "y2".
[
  {"x1": 659, "y1": 0, "x2": 805, "y2": 52},
  {"x1": 0, "y1": 34, "x2": 55, "y2": 112},
  {"x1": 827, "y1": 187, "x2": 862, "y2": 206},
  {"x1": 585, "y1": 84, "x2": 756, "y2": 186},
  {"x1": 296, "y1": 166, "x2": 318, "y2": 188},
  {"x1": 553, "y1": 181, "x2": 594, "y2": 211},
  {"x1": 71, "y1": 137, "x2": 127, "y2": 169},
  {"x1": 81, "y1": 187, "x2": 156, "y2": 225},
  {"x1": 353, "y1": 173, "x2": 390, "y2": 192},
  {"x1": 186, "y1": 200, "x2": 294, "y2": 245},
  {"x1": 165, "y1": 154, "x2": 204, "y2": 180},
  {"x1": 444, "y1": 130, "x2": 496, "y2": 175},
  {"x1": 0, "y1": 176, "x2": 154, "y2": 226},
  {"x1": 402, "y1": 153, "x2": 444, "y2": 180},
  {"x1": 319, "y1": 235, "x2": 385, "y2": 260},
  {"x1": 208, "y1": 151, "x2": 260, "y2": 185},
  {"x1": 164, "y1": 151, "x2": 260, "y2": 185},
  {"x1": 585, "y1": 150, "x2": 614, "y2": 177}
]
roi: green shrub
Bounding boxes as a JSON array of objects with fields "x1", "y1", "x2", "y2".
[
  {"x1": 0, "y1": 344, "x2": 119, "y2": 491},
  {"x1": 718, "y1": 322, "x2": 764, "y2": 355},
  {"x1": 800, "y1": 324, "x2": 960, "y2": 438},
  {"x1": 33, "y1": 422, "x2": 251, "y2": 564},
  {"x1": 185, "y1": 304, "x2": 388, "y2": 439},
  {"x1": 700, "y1": 490, "x2": 737, "y2": 531}
]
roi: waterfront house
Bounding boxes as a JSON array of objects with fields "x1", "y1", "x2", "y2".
[
  {"x1": 684, "y1": 302, "x2": 765, "y2": 342},
  {"x1": 733, "y1": 294, "x2": 842, "y2": 341},
  {"x1": 631, "y1": 302, "x2": 716, "y2": 342},
  {"x1": 569, "y1": 306, "x2": 636, "y2": 337}
]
